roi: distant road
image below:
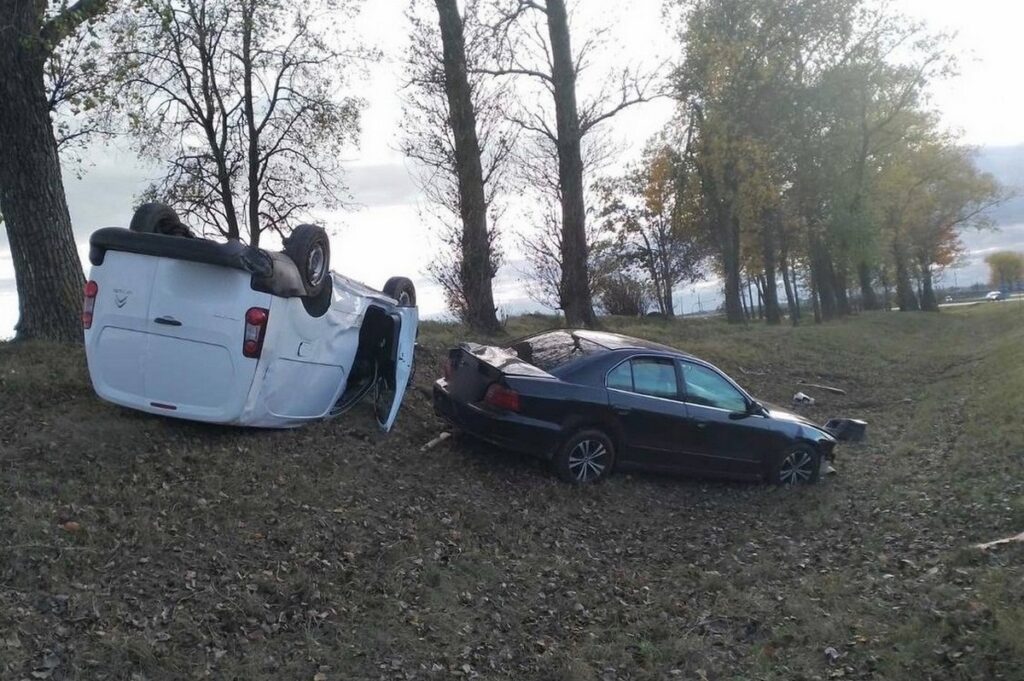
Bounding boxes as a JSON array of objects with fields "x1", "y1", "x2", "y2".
[{"x1": 940, "y1": 293, "x2": 1024, "y2": 308}]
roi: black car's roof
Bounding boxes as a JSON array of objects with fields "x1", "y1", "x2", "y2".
[{"x1": 568, "y1": 329, "x2": 693, "y2": 357}]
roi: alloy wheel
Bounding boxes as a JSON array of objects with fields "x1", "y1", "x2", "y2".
[
  {"x1": 567, "y1": 439, "x2": 608, "y2": 483},
  {"x1": 778, "y1": 449, "x2": 815, "y2": 484}
]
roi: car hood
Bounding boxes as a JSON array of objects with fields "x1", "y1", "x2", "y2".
[{"x1": 761, "y1": 401, "x2": 836, "y2": 439}]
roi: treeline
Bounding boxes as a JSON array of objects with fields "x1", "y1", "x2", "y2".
[
  {"x1": 405, "y1": 0, "x2": 1005, "y2": 329},
  {"x1": 0, "y1": 0, "x2": 1006, "y2": 342}
]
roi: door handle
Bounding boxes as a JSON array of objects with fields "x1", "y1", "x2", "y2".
[
  {"x1": 154, "y1": 316, "x2": 182, "y2": 327},
  {"x1": 614, "y1": 407, "x2": 632, "y2": 416},
  {"x1": 695, "y1": 421, "x2": 708, "y2": 429}
]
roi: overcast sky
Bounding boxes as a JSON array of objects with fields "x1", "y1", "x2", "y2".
[{"x1": 1, "y1": 0, "x2": 1022, "y2": 337}]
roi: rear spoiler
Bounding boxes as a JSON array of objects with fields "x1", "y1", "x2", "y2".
[{"x1": 89, "y1": 228, "x2": 308, "y2": 298}]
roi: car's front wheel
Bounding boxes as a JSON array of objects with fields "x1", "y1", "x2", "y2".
[
  {"x1": 553, "y1": 429, "x2": 615, "y2": 484},
  {"x1": 772, "y1": 445, "x2": 821, "y2": 485}
]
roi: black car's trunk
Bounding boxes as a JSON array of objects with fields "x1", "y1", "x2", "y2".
[{"x1": 445, "y1": 343, "x2": 552, "y2": 403}]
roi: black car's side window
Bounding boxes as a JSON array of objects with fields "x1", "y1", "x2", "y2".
[
  {"x1": 607, "y1": 357, "x2": 680, "y2": 400},
  {"x1": 680, "y1": 362, "x2": 747, "y2": 412}
]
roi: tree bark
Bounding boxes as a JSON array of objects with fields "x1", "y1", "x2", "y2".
[
  {"x1": 919, "y1": 260, "x2": 939, "y2": 312},
  {"x1": 760, "y1": 212, "x2": 782, "y2": 324},
  {"x1": 809, "y1": 235, "x2": 836, "y2": 321},
  {"x1": 892, "y1": 241, "x2": 919, "y2": 312},
  {"x1": 833, "y1": 263, "x2": 850, "y2": 316},
  {"x1": 858, "y1": 261, "x2": 879, "y2": 310},
  {"x1": 0, "y1": 2, "x2": 86, "y2": 342},
  {"x1": 545, "y1": 0, "x2": 596, "y2": 327},
  {"x1": 780, "y1": 258, "x2": 798, "y2": 326},
  {"x1": 435, "y1": 0, "x2": 500, "y2": 331},
  {"x1": 242, "y1": 0, "x2": 261, "y2": 246}
]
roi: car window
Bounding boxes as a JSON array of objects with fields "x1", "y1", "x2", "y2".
[
  {"x1": 607, "y1": 361, "x2": 633, "y2": 391},
  {"x1": 681, "y1": 362, "x2": 747, "y2": 412},
  {"x1": 607, "y1": 357, "x2": 679, "y2": 399},
  {"x1": 507, "y1": 331, "x2": 605, "y2": 372}
]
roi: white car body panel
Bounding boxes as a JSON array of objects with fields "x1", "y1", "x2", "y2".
[{"x1": 85, "y1": 251, "x2": 417, "y2": 430}]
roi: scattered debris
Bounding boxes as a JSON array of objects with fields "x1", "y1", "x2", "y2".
[
  {"x1": 738, "y1": 366, "x2": 767, "y2": 376},
  {"x1": 797, "y1": 379, "x2": 847, "y2": 395},
  {"x1": 420, "y1": 431, "x2": 452, "y2": 452},
  {"x1": 792, "y1": 391, "x2": 815, "y2": 406},
  {"x1": 975, "y1": 531, "x2": 1024, "y2": 551},
  {"x1": 824, "y1": 646, "x2": 842, "y2": 664}
]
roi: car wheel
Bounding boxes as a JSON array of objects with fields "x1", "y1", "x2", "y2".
[
  {"x1": 383, "y1": 277, "x2": 416, "y2": 306},
  {"x1": 553, "y1": 429, "x2": 615, "y2": 484},
  {"x1": 284, "y1": 224, "x2": 330, "y2": 296},
  {"x1": 772, "y1": 445, "x2": 821, "y2": 485},
  {"x1": 130, "y1": 202, "x2": 191, "y2": 237}
]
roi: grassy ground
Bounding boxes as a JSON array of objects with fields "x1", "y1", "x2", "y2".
[{"x1": 1, "y1": 304, "x2": 1022, "y2": 680}]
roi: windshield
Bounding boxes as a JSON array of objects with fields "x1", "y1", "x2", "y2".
[{"x1": 506, "y1": 330, "x2": 606, "y2": 372}]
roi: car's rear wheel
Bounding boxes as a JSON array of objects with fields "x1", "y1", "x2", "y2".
[
  {"x1": 772, "y1": 445, "x2": 821, "y2": 485},
  {"x1": 284, "y1": 224, "x2": 330, "y2": 296},
  {"x1": 553, "y1": 429, "x2": 615, "y2": 484},
  {"x1": 383, "y1": 276, "x2": 416, "y2": 306}
]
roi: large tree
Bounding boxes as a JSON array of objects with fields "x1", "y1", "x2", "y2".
[
  {"x1": 0, "y1": 0, "x2": 111, "y2": 342},
  {"x1": 116, "y1": 0, "x2": 367, "y2": 246},
  {"x1": 484, "y1": 0, "x2": 658, "y2": 327},
  {"x1": 401, "y1": 0, "x2": 510, "y2": 331}
]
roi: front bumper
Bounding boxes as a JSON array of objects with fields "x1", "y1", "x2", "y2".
[{"x1": 432, "y1": 380, "x2": 562, "y2": 459}]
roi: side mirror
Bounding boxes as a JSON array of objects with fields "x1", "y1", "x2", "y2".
[{"x1": 729, "y1": 401, "x2": 763, "y2": 419}]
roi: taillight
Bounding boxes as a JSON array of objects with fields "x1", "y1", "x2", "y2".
[
  {"x1": 484, "y1": 383, "x2": 520, "y2": 412},
  {"x1": 243, "y1": 307, "x2": 269, "y2": 358},
  {"x1": 82, "y1": 280, "x2": 98, "y2": 329},
  {"x1": 442, "y1": 356, "x2": 454, "y2": 381}
]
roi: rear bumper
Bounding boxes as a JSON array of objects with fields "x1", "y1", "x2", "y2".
[{"x1": 432, "y1": 380, "x2": 562, "y2": 459}]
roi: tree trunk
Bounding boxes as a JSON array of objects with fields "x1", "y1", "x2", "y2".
[
  {"x1": 809, "y1": 236, "x2": 836, "y2": 321},
  {"x1": 833, "y1": 263, "x2": 850, "y2": 316},
  {"x1": 0, "y1": 6, "x2": 85, "y2": 342},
  {"x1": 242, "y1": 1, "x2": 261, "y2": 246},
  {"x1": 790, "y1": 261, "x2": 801, "y2": 322},
  {"x1": 435, "y1": 0, "x2": 500, "y2": 331},
  {"x1": 661, "y1": 285, "x2": 675, "y2": 318},
  {"x1": 893, "y1": 241, "x2": 919, "y2": 312},
  {"x1": 858, "y1": 261, "x2": 879, "y2": 311},
  {"x1": 545, "y1": 0, "x2": 596, "y2": 327},
  {"x1": 780, "y1": 257, "x2": 798, "y2": 326},
  {"x1": 919, "y1": 260, "x2": 939, "y2": 312},
  {"x1": 760, "y1": 213, "x2": 782, "y2": 325}
]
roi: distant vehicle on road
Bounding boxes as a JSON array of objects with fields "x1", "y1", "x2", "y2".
[
  {"x1": 84, "y1": 203, "x2": 418, "y2": 430},
  {"x1": 986, "y1": 291, "x2": 1006, "y2": 301},
  {"x1": 434, "y1": 329, "x2": 864, "y2": 485}
]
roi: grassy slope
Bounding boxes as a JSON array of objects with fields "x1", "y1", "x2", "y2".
[{"x1": 1, "y1": 305, "x2": 1022, "y2": 680}]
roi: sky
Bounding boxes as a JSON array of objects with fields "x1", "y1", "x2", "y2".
[{"x1": 1, "y1": 0, "x2": 1023, "y2": 337}]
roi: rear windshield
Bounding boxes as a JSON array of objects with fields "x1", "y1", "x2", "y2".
[{"x1": 506, "y1": 331, "x2": 606, "y2": 372}]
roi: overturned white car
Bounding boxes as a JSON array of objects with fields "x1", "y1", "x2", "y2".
[{"x1": 83, "y1": 204, "x2": 418, "y2": 430}]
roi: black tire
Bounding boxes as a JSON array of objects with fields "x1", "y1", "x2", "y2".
[
  {"x1": 383, "y1": 276, "x2": 416, "y2": 306},
  {"x1": 301, "y1": 275, "x2": 333, "y2": 318},
  {"x1": 130, "y1": 202, "x2": 190, "y2": 237},
  {"x1": 771, "y1": 445, "x2": 821, "y2": 486},
  {"x1": 552, "y1": 429, "x2": 615, "y2": 484},
  {"x1": 283, "y1": 224, "x2": 330, "y2": 296}
]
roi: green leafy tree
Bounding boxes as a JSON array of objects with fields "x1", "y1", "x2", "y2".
[{"x1": 985, "y1": 251, "x2": 1024, "y2": 292}]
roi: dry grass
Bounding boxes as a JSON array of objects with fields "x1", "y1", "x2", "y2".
[{"x1": 1, "y1": 304, "x2": 1023, "y2": 680}]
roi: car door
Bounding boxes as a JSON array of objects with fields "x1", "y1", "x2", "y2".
[
  {"x1": 606, "y1": 356, "x2": 699, "y2": 471},
  {"x1": 676, "y1": 361, "x2": 768, "y2": 478},
  {"x1": 377, "y1": 305, "x2": 419, "y2": 431}
]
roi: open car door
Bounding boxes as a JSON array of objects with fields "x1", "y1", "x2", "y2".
[{"x1": 375, "y1": 306, "x2": 419, "y2": 431}]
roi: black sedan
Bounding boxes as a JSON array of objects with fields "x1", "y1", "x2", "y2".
[{"x1": 433, "y1": 329, "x2": 862, "y2": 485}]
